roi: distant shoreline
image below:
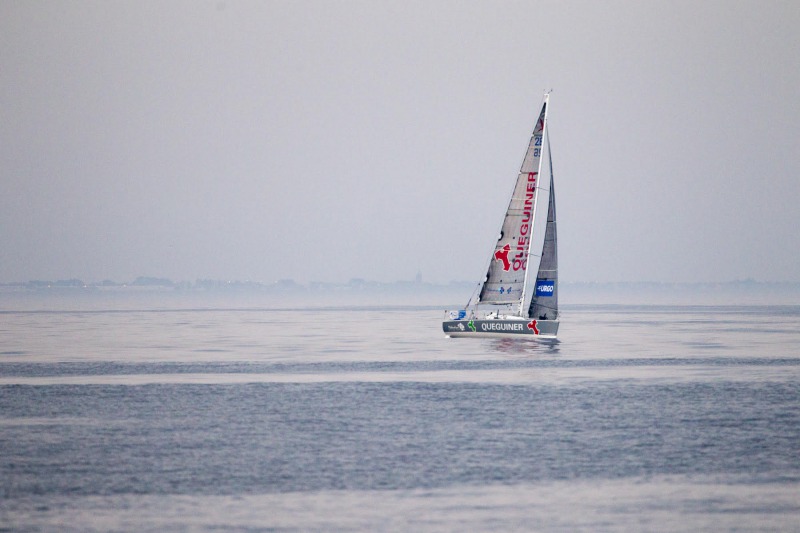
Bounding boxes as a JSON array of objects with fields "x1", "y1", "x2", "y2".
[{"x1": 2, "y1": 279, "x2": 799, "y2": 308}]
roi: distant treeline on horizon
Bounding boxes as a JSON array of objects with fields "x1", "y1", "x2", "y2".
[
  {"x1": 3, "y1": 277, "x2": 800, "y2": 293},
  {"x1": 0, "y1": 276, "x2": 469, "y2": 292}
]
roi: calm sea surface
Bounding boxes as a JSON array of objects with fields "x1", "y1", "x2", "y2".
[{"x1": 1, "y1": 299, "x2": 799, "y2": 531}]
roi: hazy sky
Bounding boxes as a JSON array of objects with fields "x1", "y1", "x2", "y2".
[{"x1": 2, "y1": 0, "x2": 798, "y2": 284}]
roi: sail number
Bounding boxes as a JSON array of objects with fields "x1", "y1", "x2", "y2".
[{"x1": 534, "y1": 136, "x2": 542, "y2": 146}]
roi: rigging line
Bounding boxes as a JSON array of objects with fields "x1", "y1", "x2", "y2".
[
  {"x1": 485, "y1": 249, "x2": 542, "y2": 259},
  {"x1": 465, "y1": 280, "x2": 483, "y2": 309},
  {"x1": 510, "y1": 186, "x2": 549, "y2": 195},
  {"x1": 507, "y1": 190, "x2": 549, "y2": 202}
]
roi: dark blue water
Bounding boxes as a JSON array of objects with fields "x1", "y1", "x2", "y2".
[
  {"x1": 2, "y1": 381, "x2": 798, "y2": 497},
  {"x1": 1, "y1": 304, "x2": 799, "y2": 530}
]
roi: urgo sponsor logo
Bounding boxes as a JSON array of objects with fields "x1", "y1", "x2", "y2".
[{"x1": 536, "y1": 280, "x2": 554, "y2": 297}]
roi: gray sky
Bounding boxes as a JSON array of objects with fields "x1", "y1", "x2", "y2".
[{"x1": 2, "y1": 0, "x2": 798, "y2": 284}]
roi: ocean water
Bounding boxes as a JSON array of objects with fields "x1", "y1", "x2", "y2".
[{"x1": 1, "y1": 300, "x2": 799, "y2": 531}]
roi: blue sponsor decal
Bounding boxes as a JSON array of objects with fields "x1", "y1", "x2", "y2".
[{"x1": 535, "y1": 280, "x2": 555, "y2": 297}]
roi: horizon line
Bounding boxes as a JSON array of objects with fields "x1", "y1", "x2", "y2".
[{"x1": 3, "y1": 277, "x2": 800, "y2": 288}]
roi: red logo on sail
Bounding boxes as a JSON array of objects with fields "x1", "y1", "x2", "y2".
[
  {"x1": 494, "y1": 244, "x2": 511, "y2": 271},
  {"x1": 527, "y1": 320, "x2": 539, "y2": 334}
]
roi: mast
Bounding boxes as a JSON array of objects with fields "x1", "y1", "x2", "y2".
[{"x1": 519, "y1": 92, "x2": 549, "y2": 316}]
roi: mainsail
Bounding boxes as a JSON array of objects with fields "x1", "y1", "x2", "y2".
[
  {"x1": 478, "y1": 99, "x2": 548, "y2": 309},
  {"x1": 527, "y1": 138, "x2": 558, "y2": 320}
]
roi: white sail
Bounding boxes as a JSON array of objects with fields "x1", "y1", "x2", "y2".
[{"x1": 478, "y1": 97, "x2": 549, "y2": 309}]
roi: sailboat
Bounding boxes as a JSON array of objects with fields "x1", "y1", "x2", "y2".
[{"x1": 443, "y1": 93, "x2": 559, "y2": 338}]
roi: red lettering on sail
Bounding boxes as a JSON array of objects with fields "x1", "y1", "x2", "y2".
[
  {"x1": 522, "y1": 173, "x2": 537, "y2": 229},
  {"x1": 494, "y1": 244, "x2": 511, "y2": 271},
  {"x1": 507, "y1": 172, "x2": 537, "y2": 272},
  {"x1": 527, "y1": 320, "x2": 539, "y2": 335}
]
